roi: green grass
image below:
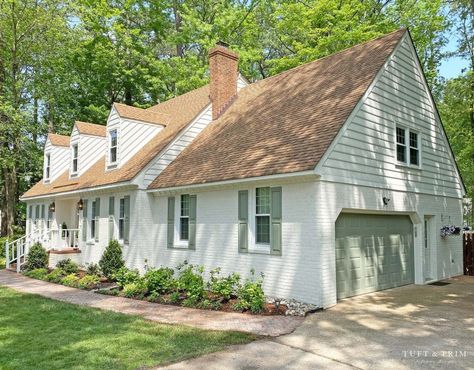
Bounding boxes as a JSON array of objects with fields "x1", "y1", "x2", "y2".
[{"x1": 0, "y1": 286, "x2": 254, "y2": 370}]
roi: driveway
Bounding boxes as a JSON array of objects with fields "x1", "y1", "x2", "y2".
[{"x1": 163, "y1": 275, "x2": 474, "y2": 369}]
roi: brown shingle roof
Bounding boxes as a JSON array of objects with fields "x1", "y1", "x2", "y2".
[
  {"x1": 22, "y1": 86, "x2": 210, "y2": 199},
  {"x1": 75, "y1": 121, "x2": 107, "y2": 137},
  {"x1": 149, "y1": 29, "x2": 406, "y2": 189},
  {"x1": 113, "y1": 103, "x2": 170, "y2": 126},
  {"x1": 48, "y1": 133, "x2": 70, "y2": 147}
]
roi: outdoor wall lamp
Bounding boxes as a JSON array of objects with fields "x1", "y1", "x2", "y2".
[
  {"x1": 77, "y1": 199, "x2": 84, "y2": 211},
  {"x1": 49, "y1": 202, "x2": 55, "y2": 213},
  {"x1": 383, "y1": 197, "x2": 391, "y2": 206}
]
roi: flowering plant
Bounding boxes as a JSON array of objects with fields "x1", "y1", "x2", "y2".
[{"x1": 440, "y1": 226, "x2": 461, "y2": 237}]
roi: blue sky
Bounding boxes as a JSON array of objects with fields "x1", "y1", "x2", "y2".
[{"x1": 439, "y1": 31, "x2": 470, "y2": 79}]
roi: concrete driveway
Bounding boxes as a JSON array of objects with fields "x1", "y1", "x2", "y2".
[{"x1": 163, "y1": 276, "x2": 474, "y2": 369}]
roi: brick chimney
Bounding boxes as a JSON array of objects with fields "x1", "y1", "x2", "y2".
[{"x1": 209, "y1": 41, "x2": 239, "y2": 120}]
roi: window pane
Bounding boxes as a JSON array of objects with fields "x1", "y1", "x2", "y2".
[
  {"x1": 73, "y1": 158, "x2": 78, "y2": 172},
  {"x1": 256, "y1": 187, "x2": 270, "y2": 214},
  {"x1": 410, "y1": 148, "x2": 419, "y2": 165},
  {"x1": 91, "y1": 220, "x2": 96, "y2": 238},
  {"x1": 256, "y1": 215, "x2": 270, "y2": 244},
  {"x1": 111, "y1": 147, "x2": 117, "y2": 162},
  {"x1": 110, "y1": 130, "x2": 117, "y2": 147},
  {"x1": 119, "y1": 199, "x2": 125, "y2": 218},
  {"x1": 396, "y1": 127, "x2": 405, "y2": 144},
  {"x1": 181, "y1": 194, "x2": 190, "y2": 216},
  {"x1": 180, "y1": 217, "x2": 189, "y2": 240},
  {"x1": 397, "y1": 144, "x2": 406, "y2": 162},
  {"x1": 409, "y1": 131, "x2": 418, "y2": 148}
]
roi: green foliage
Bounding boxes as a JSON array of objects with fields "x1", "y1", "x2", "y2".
[
  {"x1": 114, "y1": 267, "x2": 141, "y2": 288},
  {"x1": 144, "y1": 267, "x2": 176, "y2": 294},
  {"x1": 86, "y1": 263, "x2": 101, "y2": 276},
  {"x1": 176, "y1": 261, "x2": 205, "y2": 302},
  {"x1": 56, "y1": 259, "x2": 79, "y2": 275},
  {"x1": 99, "y1": 240, "x2": 125, "y2": 280},
  {"x1": 24, "y1": 243, "x2": 48, "y2": 271},
  {"x1": 61, "y1": 274, "x2": 80, "y2": 288},
  {"x1": 170, "y1": 291, "x2": 181, "y2": 304},
  {"x1": 122, "y1": 281, "x2": 147, "y2": 298},
  {"x1": 78, "y1": 275, "x2": 100, "y2": 289},
  {"x1": 234, "y1": 270, "x2": 265, "y2": 313},
  {"x1": 209, "y1": 268, "x2": 241, "y2": 301},
  {"x1": 24, "y1": 268, "x2": 49, "y2": 280},
  {"x1": 46, "y1": 269, "x2": 66, "y2": 283}
]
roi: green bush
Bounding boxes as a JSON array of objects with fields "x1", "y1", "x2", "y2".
[
  {"x1": 122, "y1": 282, "x2": 147, "y2": 298},
  {"x1": 46, "y1": 269, "x2": 66, "y2": 283},
  {"x1": 209, "y1": 268, "x2": 241, "y2": 301},
  {"x1": 144, "y1": 267, "x2": 175, "y2": 294},
  {"x1": 24, "y1": 268, "x2": 48, "y2": 280},
  {"x1": 114, "y1": 267, "x2": 141, "y2": 288},
  {"x1": 86, "y1": 263, "x2": 101, "y2": 276},
  {"x1": 99, "y1": 240, "x2": 125, "y2": 280},
  {"x1": 24, "y1": 243, "x2": 48, "y2": 271},
  {"x1": 234, "y1": 270, "x2": 265, "y2": 313},
  {"x1": 147, "y1": 291, "x2": 160, "y2": 302},
  {"x1": 56, "y1": 259, "x2": 79, "y2": 274},
  {"x1": 61, "y1": 274, "x2": 80, "y2": 287},
  {"x1": 78, "y1": 274, "x2": 100, "y2": 289},
  {"x1": 170, "y1": 291, "x2": 181, "y2": 304},
  {"x1": 176, "y1": 261, "x2": 205, "y2": 302}
]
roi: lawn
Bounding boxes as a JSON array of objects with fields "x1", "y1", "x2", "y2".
[{"x1": 0, "y1": 286, "x2": 254, "y2": 370}]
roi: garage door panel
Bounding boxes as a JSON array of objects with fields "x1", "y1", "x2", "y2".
[{"x1": 336, "y1": 213, "x2": 414, "y2": 299}]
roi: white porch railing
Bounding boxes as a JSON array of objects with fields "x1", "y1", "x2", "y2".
[{"x1": 5, "y1": 228, "x2": 80, "y2": 272}]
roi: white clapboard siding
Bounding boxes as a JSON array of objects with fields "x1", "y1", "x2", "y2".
[
  {"x1": 118, "y1": 119, "x2": 162, "y2": 166},
  {"x1": 237, "y1": 73, "x2": 248, "y2": 91},
  {"x1": 70, "y1": 126, "x2": 107, "y2": 177},
  {"x1": 141, "y1": 104, "x2": 213, "y2": 187},
  {"x1": 44, "y1": 139, "x2": 69, "y2": 182},
  {"x1": 320, "y1": 35, "x2": 463, "y2": 198}
]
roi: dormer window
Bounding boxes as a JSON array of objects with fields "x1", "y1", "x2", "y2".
[
  {"x1": 72, "y1": 144, "x2": 78, "y2": 174},
  {"x1": 45, "y1": 154, "x2": 51, "y2": 180},
  {"x1": 109, "y1": 129, "x2": 118, "y2": 164}
]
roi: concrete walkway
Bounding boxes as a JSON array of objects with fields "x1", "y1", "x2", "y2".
[{"x1": 0, "y1": 270, "x2": 302, "y2": 337}]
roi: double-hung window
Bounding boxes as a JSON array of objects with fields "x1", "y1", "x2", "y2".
[
  {"x1": 109, "y1": 129, "x2": 118, "y2": 164},
  {"x1": 255, "y1": 187, "x2": 271, "y2": 244},
  {"x1": 180, "y1": 194, "x2": 190, "y2": 241},
  {"x1": 119, "y1": 198, "x2": 125, "y2": 240},
  {"x1": 45, "y1": 154, "x2": 51, "y2": 180},
  {"x1": 396, "y1": 126, "x2": 420, "y2": 167},
  {"x1": 91, "y1": 200, "x2": 97, "y2": 239},
  {"x1": 72, "y1": 144, "x2": 78, "y2": 174}
]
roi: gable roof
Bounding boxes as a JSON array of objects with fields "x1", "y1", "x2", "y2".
[
  {"x1": 75, "y1": 121, "x2": 107, "y2": 137},
  {"x1": 21, "y1": 85, "x2": 210, "y2": 199},
  {"x1": 48, "y1": 133, "x2": 70, "y2": 147},
  {"x1": 113, "y1": 102, "x2": 170, "y2": 126},
  {"x1": 148, "y1": 29, "x2": 406, "y2": 189}
]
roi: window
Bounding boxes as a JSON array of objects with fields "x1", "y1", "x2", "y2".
[
  {"x1": 396, "y1": 126, "x2": 420, "y2": 167},
  {"x1": 119, "y1": 198, "x2": 125, "y2": 240},
  {"x1": 72, "y1": 144, "x2": 78, "y2": 173},
  {"x1": 109, "y1": 129, "x2": 118, "y2": 164},
  {"x1": 180, "y1": 194, "x2": 190, "y2": 241},
  {"x1": 45, "y1": 154, "x2": 51, "y2": 179},
  {"x1": 255, "y1": 187, "x2": 271, "y2": 244},
  {"x1": 47, "y1": 208, "x2": 53, "y2": 229},
  {"x1": 91, "y1": 200, "x2": 97, "y2": 239}
]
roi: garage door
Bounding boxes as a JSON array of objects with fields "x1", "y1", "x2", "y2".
[{"x1": 335, "y1": 213, "x2": 414, "y2": 299}]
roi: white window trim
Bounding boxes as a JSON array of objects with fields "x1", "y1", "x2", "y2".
[
  {"x1": 107, "y1": 128, "x2": 119, "y2": 167},
  {"x1": 395, "y1": 125, "x2": 422, "y2": 169},
  {"x1": 174, "y1": 194, "x2": 189, "y2": 248},
  {"x1": 248, "y1": 188, "x2": 271, "y2": 254},
  {"x1": 71, "y1": 143, "x2": 79, "y2": 176}
]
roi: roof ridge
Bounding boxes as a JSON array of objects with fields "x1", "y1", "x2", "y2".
[{"x1": 147, "y1": 84, "x2": 210, "y2": 111}]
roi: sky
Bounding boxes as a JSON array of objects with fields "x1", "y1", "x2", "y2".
[{"x1": 439, "y1": 25, "x2": 470, "y2": 79}]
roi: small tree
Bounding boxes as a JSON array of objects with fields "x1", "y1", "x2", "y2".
[
  {"x1": 24, "y1": 243, "x2": 48, "y2": 271},
  {"x1": 99, "y1": 240, "x2": 125, "y2": 280}
]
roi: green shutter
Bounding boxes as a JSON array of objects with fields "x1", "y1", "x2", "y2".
[
  {"x1": 29, "y1": 205, "x2": 32, "y2": 220},
  {"x1": 108, "y1": 196, "x2": 115, "y2": 241},
  {"x1": 270, "y1": 187, "x2": 282, "y2": 255},
  {"x1": 123, "y1": 195, "x2": 130, "y2": 244},
  {"x1": 238, "y1": 190, "x2": 248, "y2": 253},
  {"x1": 82, "y1": 200, "x2": 88, "y2": 241},
  {"x1": 95, "y1": 197, "x2": 101, "y2": 242},
  {"x1": 189, "y1": 195, "x2": 197, "y2": 250},
  {"x1": 167, "y1": 197, "x2": 175, "y2": 248}
]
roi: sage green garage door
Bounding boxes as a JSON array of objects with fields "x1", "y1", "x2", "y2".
[{"x1": 335, "y1": 213, "x2": 414, "y2": 299}]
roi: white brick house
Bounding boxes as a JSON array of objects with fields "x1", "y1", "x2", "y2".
[{"x1": 16, "y1": 29, "x2": 465, "y2": 307}]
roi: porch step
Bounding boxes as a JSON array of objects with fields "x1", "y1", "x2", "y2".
[{"x1": 48, "y1": 248, "x2": 81, "y2": 255}]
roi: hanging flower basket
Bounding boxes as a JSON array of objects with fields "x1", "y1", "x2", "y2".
[{"x1": 440, "y1": 226, "x2": 461, "y2": 237}]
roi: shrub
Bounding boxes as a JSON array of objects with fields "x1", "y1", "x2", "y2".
[
  {"x1": 234, "y1": 270, "x2": 265, "y2": 313},
  {"x1": 209, "y1": 268, "x2": 241, "y2": 301},
  {"x1": 24, "y1": 268, "x2": 48, "y2": 280},
  {"x1": 61, "y1": 274, "x2": 80, "y2": 287},
  {"x1": 46, "y1": 269, "x2": 66, "y2": 283},
  {"x1": 56, "y1": 259, "x2": 79, "y2": 274},
  {"x1": 147, "y1": 291, "x2": 160, "y2": 302},
  {"x1": 170, "y1": 291, "x2": 181, "y2": 304},
  {"x1": 24, "y1": 243, "x2": 48, "y2": 271},
  {"x1": 144, "y1": 267, "x2": 175, "y2": 294},
  {"x1": 78, "y1": 274, "x2": 100, "y2": 289},
  {"x1": 114, "y1": 267, "x2": 141, "y2": 288},
  {"x1": 99, "y1": 240, "x2": 125, "y2": 280},
  {"x1": 122, "y1": 282, "x2": 147, "y2": 298},
  {"x1": 176, "y1": 261, "x2": 205, "y2": 302},
  {"x1": 86, "y1": 263, "x2": 101, "y2": 276}
]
